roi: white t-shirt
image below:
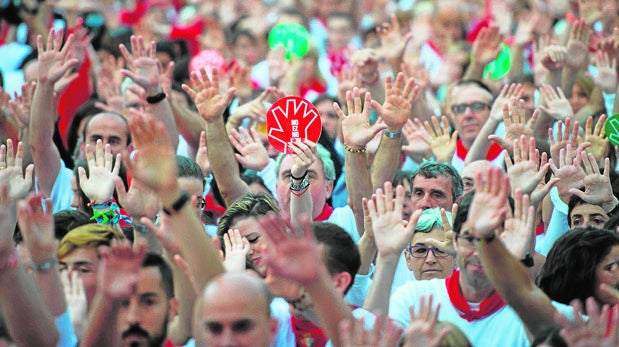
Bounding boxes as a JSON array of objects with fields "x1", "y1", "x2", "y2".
[{"x1": 389, "y1": 278, "x2": 575, "y2": 347}]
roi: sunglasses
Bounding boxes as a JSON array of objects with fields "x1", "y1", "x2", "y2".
[
  {"x1": 204, "y1": 319, "x2": 255, "y2": 335},
  {"x1": 450, "y1": 102, "x2": 490, "y2": 115}
]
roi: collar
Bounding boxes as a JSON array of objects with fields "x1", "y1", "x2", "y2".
[
  {"x1": 314, "y1": 204, "x2": 334, "y2": 222},
  {"x1": 455, "y1": 139, "x2": 503, "y2": 161},
  {"x1": 445, "y1": 271, "x2": 505, "y2": 322}
]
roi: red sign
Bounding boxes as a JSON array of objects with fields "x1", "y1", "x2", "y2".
[{"x1": 266, "y1": 96, "x2": 322, "y2": 154}]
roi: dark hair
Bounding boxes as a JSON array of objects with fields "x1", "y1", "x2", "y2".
[
  {"x1": 156, "y1": 40, "x2": 177, "y2": 61},
  {"x1": 453, "y1": 79, "x2": 494, "y2": 96},
  {"x1": 177, "y1": 155, "x2": 204, "y2": 185},
  {"x1": 509, "y1": 74, "x2": 535, "y2": 86},
  {"x1": 217, "y1": 193, "x2": 280, "y2": 238},
  {"x1": 142, "y1": 253, "x2": 175, "y2": 298},
  {"x1": 411, "y1": 161, "x2": 463, "y2": 202},
  {"x1": 392, "y1": 170, "x2": 414, "y2": 187},
  {"x1": 312, "y1": 222, "x2": 360, "y2": 294},
  {"x1": 566, "y1": 194, "x2": 608, "y2": 227},
  {"x1": 241, "y1": 173, "x2": 271, "y2": 195},
  {"x1": 67, "y1": 99, "x2": 105, "y2": 161},
  {"x1": 54, "y1": 209, "x2": 94, "y2": 240},
  {"x1": 536, "y1": 227, "x2": 619, "y2": 306}
]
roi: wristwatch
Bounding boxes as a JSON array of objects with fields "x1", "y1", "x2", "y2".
[{"x1": 520, "y1": 252, "x2": 535, "y2": 268}]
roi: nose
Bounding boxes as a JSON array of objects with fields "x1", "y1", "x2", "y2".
[
  {"x1": 219, "y1": 327, "x2": 236, "y2": 345},
  {"x1": 425, "y1": 250, "x2": 438, "y2": 264},
  {"x1": 417, "y1": 193, "x2": 433, "y2": 210},
  {"x1": 125, "y1": 300, "x2": 141, "y2": 325}
]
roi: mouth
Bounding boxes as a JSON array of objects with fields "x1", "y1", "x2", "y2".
[{"x1": 252, "y1": 257, "x2": 263, "y2": 266}]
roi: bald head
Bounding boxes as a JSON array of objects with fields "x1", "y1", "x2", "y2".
[
  {"x1": 196, "y1": 272, "x2": 277, "y2": 347},
  {"x1": 461, "y1": 160, "x2": 493, "y2": 194}
]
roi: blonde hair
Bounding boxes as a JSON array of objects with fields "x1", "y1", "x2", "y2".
[{"x1": 57, "y1": 224, "x2": 125, "y2": 258}]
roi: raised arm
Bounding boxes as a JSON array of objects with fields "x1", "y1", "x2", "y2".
[
  {"x1": 182, "y1": 68, "x2": 249, "y2": 205},
  {"x1": 30, "y1": 29, "x2": 78, "y2": 197},
  {"x1": 462, "y1": 26, "x2": 503, "y2": 80}
]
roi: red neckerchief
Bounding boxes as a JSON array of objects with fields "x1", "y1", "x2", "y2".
[
  {"x1": 455, "y1": 139, "x2": 503, "y2": 162},
  {"x1": 535, "y1": 222, "x2": 545, "y2": 236},
  {"x1": 607, "y1": 305, "x2": 619, "y2": 336},
  {"x1": 314, "y1": 204, "x2": 334, "y2": 221},
  {"x1": 426, "y1": 40, "x2": 444, "y2": 58},
  {"x1": 445, "y1": 271, "x2": 506, "y2": 322},
  {"x1": 291, "y1": 315, "x2": 328, "y2": 347},
  {"x1": 163, "y1": 338, "x2": 182, "y2": 347}
]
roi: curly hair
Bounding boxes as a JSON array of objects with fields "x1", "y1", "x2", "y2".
[{"x1": 536, "y1": 227, "x2": 619, "y2": 306}]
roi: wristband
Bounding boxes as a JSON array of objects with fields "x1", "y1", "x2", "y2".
[
  {"x1": 520, "y1": 252, "x2": 535, "y2": 268},
  {"x1": 383, "y1": 129, "x2": 402, "y2": 139},
  {"x1": 290, "y1": 175, "x2": 310, "y2": 192},
  {"x1": 162, "y1": 190, "x2": 190, "y2": 215},
  {"x1": 30, "y1": 257, "x2": 58, "y2": 272},
  {"x1": 146, "y1": 92, "x2": 167, "y2": 104},
  {"x1": 343, "y1": 144, "x2": 366, "y2": 153}
]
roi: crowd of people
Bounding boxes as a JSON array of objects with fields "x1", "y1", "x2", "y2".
[{"x1": 1, "y1": 0, "x2": 619, "y2": 346}]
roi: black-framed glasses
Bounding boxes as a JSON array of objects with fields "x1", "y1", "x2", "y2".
[
  {"x1": 450, "y1": 102, "x2": 490, "y2": 115},
  {"x1": 407, "y1": 245, "x2": 450, "y2": 258}
]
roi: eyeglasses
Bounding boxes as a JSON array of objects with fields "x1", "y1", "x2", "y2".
[
  {"x1": 450, "y1": 102, "x2": 490, "y2": 115},
  {"x1": 407, "y1": 245, "x2": 450, "y2": 258},
  {"x1": 196, "y1": 196, "x2": 206, "y2": 210},
  {"x1": 204, "y1": 319, "x2": 255, "y2": 335}
]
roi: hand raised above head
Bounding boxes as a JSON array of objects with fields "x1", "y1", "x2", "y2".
[{"x1": 182, "y1": 68, "x2": 236, "y2": 122}]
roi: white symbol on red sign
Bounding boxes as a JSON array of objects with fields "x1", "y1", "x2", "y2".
[{"x1": 266, "y1": 96, "x2": 322, "y2": 154}]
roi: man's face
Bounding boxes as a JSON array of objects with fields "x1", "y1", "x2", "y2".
[
  {"x1": 411, "y1": 175, "x2": 454, "y2": 211},
  {"x1": 276, "y1": 155, "x2": 333, "y2": 220},
  {"x1": 520, "y1": 83, "x2": 536, "y2": 117},
  {"x1": 449, "y1": 85, "x2": 493, "y2": 146},
  {"x1": 454, "y1": 221, "x2": 491, "y2": 289},
  {"x1": 179, "y1": 177, "x2": 206, "y2": 218},
  {"x1": 199, "y1": 283, "x2": 276, "y2": 347},
  {"x1": 595, "y1": 245, "x2": 619, "y2": 305},
  {"x1": 316, "y1": 99, "x2": 339, "y2": 141},
  {"x1": 461, "y1": 161, "x2": 492, "y2": 194},
  {"x1": 405, "y1": 228, "x2": 455, "y2": 280},
  {"x1": 327, "y1": 17, "x2": 353, "y2": 50},
  {"x1": 570, "y1": 203, "x2": 609, "y2": 229},
  {"x1": 118, "y1": 267, "x2": 176, "y2": 347},
  {"x1": 59, "y1": 247, "x2": 100, "y2": 307},
  {"x1": 83, "y1": 113, "x2": 131, "y2": 158}
]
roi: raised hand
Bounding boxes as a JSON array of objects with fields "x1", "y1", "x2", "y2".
[
  {"x1": 258, "y1": 212, "x2": 325, "y2": 286},
  {"x1": 36, "y1": 29, "x2": 78, "y2": 85},
  {"x1": 368, "y1": 182, "x2": 422, "y2": 258},
  {"x1": 228, "y1": 127, "x2": 270, "y2": 171},
  {"x1": 334, "y1": 87, "x2": 388, "y2": 148},
  {"x1": 548, "y1": 117, "x2": 581, "y2": 163},
  {"x1": 371, "y1": 73, "x2": 419, "y2": 131},
  {"x1": 569, "y1": 151, "x2": 618, "y2": 211},
  {"x1": 549, "y1": 145, "x2": 586, "y2": 201},
  {"x1": 593, "y1": 51, "x2": 617, "y2": 94},
  {"x1": 289, "y1": 140, "x2": 317, "y2": 179},
  {"x1": 125, "y1": 110, "x2": 178, "y2": 197},
  {"x1": 334, "y1": 65, "x2": 357, "y2": 103},
  {"x1": 195, "y1": 131, "x2": 211, "y2": 176},
  {"x1": 226, "y1": 89, "x2": 268, "y2": 131},
  {"x1": 500, "y1": 190, "x2": 536, "y2": 259},
  {"x1": 119, "y1": 35, "x2": 161, "y2": 94},
  {"x1": 229, "y1": 62, "x2": 253, "y2": 101},
  {"x1": 267, "y1": 46, "x2": 291, "y2": 87},
  {"x1": 6, "y1": 82, "x2": 36, "y2": 129},
  {"x1": 504, "y1": 136, "x2": 556, "y2": 205},
  {"x1": 424, "y1": 116, "x2": 458, "y2": 163},
  {"x1": 61, "y1": 271, "x2": 88, "y2": 337},
  {"x1": 402, "y1": 118, "x2": 432, "y2": 162},
  {"x1": 377, "y1": 14, "x2": 413, "y2": 64},
  {"x1": 538, "y1": 45, "x2": 568, "y2": 71},
  {"x1": 222, "y1": 229, "x2": 250, "y2": 272},
  {"x1": 339, "y1": 315, "x2": 403, "y2": 347},
  {"x1": 114, "y1": 179, "x2": 159, "y2": 219},
  {"x1": 489, "y1": 83, "x2": 524, "y2": 122},
  {"x1": 0, "y1": 172, "x2": 17, "y2": 257},
  {"x1": 470, "y1": 26, "x2": 503, "y2": 66},
  {"x1": 78, "y1": 140, "x2": 121, "y2": 204},
  {"x1": 584, "y1": 115, "x2": 609, "y2": 163},
  {"x1": 97, "y1": 239, "x2": 146, "y2": 300},
  {"x1": 17, "y1": 194, "x2": 55, "y2": 265},
  {"x1": 403, "y1": 295, "x2": 451, "y2": 347},
  {"x1": 556, "y1": 298, "x2": 618, "y2": 347},
  {"x1": 565, "y1": 19, "x2": 591, "y2": 70},
  {"x1": 538, "y1": 84, "x2": 574, "y2": 120},
  {"x1": 182, "y1": 68, "x2": 236, "y2": 122},
  {"x1": 468, "y1": 167, "x2": 510, "y2": 238},
  {"x1": 0, "y1": 140, "x2": 34, "y2": 201},
  {"x1": 489, "y1": 100, "x2": 538, "y2": 155}
]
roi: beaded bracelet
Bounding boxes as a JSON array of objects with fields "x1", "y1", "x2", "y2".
[
  {"x1": 344, "y1": 144, "x2": 367, "y2": 153},
  {"x1": 91, "y1": 201, "x2": 122, "y2": 225}
]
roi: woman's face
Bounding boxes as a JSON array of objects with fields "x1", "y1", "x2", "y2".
[
  {"x1": 595, "y1": 245, "x2": 619, "y2": 305},
  {"x1": 230, "y1": 216, "x2": 268, "y2": 275},
  {"x1": 569, "y1": 84, "x2": 589, "y2": 114}
]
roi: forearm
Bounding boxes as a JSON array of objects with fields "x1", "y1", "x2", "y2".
[
  {"x1": 465, "y1": 118, "x2": 500, "y2": 164},
  {"x1": 205, "y1": 118, "x2": 249, "y2": 205},
  {"x1": 363, "y1": 255, "x2": 399, "y2": 314},
  {"x1": 508, "y1": 46, "x2": 525, "y2": 80},
  {"x1": 477, "y1": 237, "x2": 556, "y2": 336},
  {"x1": 345, "y1": 151, "x2": 371, "y2": 236},
  {"x1": 371, "y1": 134, "x2": 402, "y2": 191},
  {"x1": 81, "y1": 294, "x2": 121, "y2": 347},
  {"x1": 32, "y1": 267, "x2": 67, "y2": 317},
  {"x1": 145, "y1": 89, "x2": 179, "y2": 150},
  {"x1": 167, "y1": 258, "x2": 196, "y2": 345},
  {"x1": 462, "y1": 61, "x2": 485, "y2": 81},
  {"x1": 357, "y1": 233, "x2": 377, "y2": 275},
  {"x1": 0, "y1": 257, "x2": 59, "y2": 347},
  {"x1": 171, "y1": 99, "x2": 204, "y2": 150},
  {"x1": 290, "y1": 186, "x2": 312, "y2": 229},
  {"x1": 305, "y1": 272, "x2": 354, "y2": 347},
  {"x1": 560, "y1": 67, "x2": 578, "y2": 97}
]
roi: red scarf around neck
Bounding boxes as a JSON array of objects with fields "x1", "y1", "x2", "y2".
[
  {"x1": 455, "y1": 139, "x2": 503, "y2": 162},
  {"x1": 445, "y1": 271, "x2": 506, "y2": 322}
]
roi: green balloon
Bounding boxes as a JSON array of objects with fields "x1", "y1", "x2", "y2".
[
  {"x1": 268, "y1": 22, "x2": 311, "y2": 60},
  {"x1": 604, "y1": 114, "x2": 619, "y2": 146},
  {"x1": 483, "y1": 43, "x2": 511, "y2": 80}
]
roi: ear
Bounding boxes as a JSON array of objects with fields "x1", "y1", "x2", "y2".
[
  {"x1": 404, "y1": 249, "x2": 414, "y2": 271},
  {"x1": 269, "y1": 317, "x2": 279, "y2": 345},
  {"x1": 331, "y1": 271, "x2": 352, "y2": 295},
  {"x1": 325, "y1": 180, "x2": 334, "y2": 199},
  {"x1": 167, "y1": 297, "x2": 179, "y2": 322},
  {"x1": 78, "y1": 141, "x2": 86, "y2": 159}
]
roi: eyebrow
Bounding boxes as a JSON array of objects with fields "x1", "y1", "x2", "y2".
[{"x1": 59, "y1": 261, "x2": 95, "y2": 267}]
